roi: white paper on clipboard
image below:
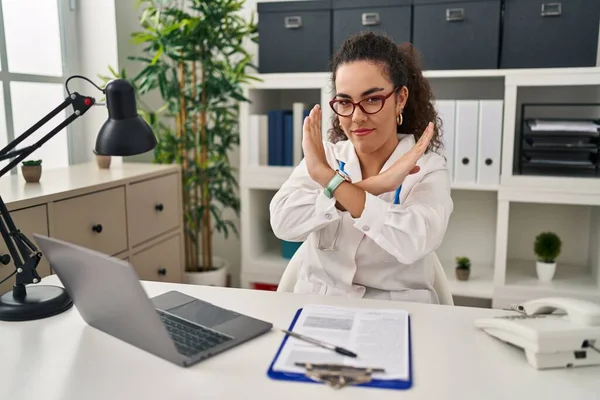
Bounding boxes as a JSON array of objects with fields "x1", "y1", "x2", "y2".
[{"x1": 271, "y1": 304, "x2": 410, "y2": 380}]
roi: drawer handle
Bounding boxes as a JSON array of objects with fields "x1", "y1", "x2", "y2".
[
  {"x1": 92, "y1": 224, "x2": 103, "y2": 233},
  {"x1": 361, "y1": 12, "x2": 380, "y2": 26},
  {"x1": 541, "y1": 3, "x2": 562, "y2": 17},
  {"x1": 446, "y1": 8, "x2": 465, "y2": 22},
  {"x1": 284, "y1": 16, "x2": 302, "y2": 29},
  {"x1": 155, "y1": 203, "x2": 164, "y2": 212},
  {"x1": 158, "y1": 268, "x2": 167, "y2": 276}
]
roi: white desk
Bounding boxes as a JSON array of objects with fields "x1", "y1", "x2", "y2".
[{"x1": 1, "y1": 275, "x2": 598, "y2": 400}]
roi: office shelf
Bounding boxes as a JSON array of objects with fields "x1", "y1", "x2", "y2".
[
  {"x1": 440, "y1": 260, "x2": 494, "y2": 299},
  {"x1": 505, "y1": 260, "x2": 599, "y2": 296},
  {"x1": 239, "y1": 69, "x2": 600, "y2": 308}
]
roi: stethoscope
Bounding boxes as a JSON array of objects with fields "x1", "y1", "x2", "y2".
[{"x1": 317, "y1": 160, "x2": 402, "y2": 251}]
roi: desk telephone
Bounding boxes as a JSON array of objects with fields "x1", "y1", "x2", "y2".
[{"x1": 475, "y1": 297, "x2": 600, "y2": 369}]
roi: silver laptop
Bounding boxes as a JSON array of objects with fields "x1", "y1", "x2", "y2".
[{"x1": 33, "y1": 234, "x2": 273, "y2": 367}]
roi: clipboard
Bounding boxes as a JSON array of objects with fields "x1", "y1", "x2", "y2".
[{"x1": 267, "y1": 308, "x2": 413, "y2": 390}]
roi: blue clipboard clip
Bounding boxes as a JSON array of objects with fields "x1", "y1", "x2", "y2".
[{"x1": 294, "y1": 362, "x2": 386, "y2": 389}]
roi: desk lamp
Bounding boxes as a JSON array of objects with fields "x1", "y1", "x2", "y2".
[{"x1": 0, "y1": 75, "x2": 157, "y2": 322}]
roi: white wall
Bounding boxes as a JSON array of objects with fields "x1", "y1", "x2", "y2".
[{"x1": 71, "y1": 0, "x2": 121, "y2": 166}]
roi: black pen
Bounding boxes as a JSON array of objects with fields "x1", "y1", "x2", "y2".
[{"x1": 281, "y1": 329, "x2": 358, "y2": 358}]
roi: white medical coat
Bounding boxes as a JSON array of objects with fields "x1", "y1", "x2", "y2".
[{"x1": 269, "y1": 134, "x2": 454, "y2": 304}]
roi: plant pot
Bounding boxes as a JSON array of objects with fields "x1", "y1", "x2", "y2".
[
  {"x1": 455, "y1": 268, "x2": 470, "y2": 281},
  {"x1": 185, "y1": 256, "x2": 229, "y2": 287},
  {"x1": 96, "y1": 154, "x2": 111, "y2": 169},
  {"x1": 21, "y1": 165, "x2": 42, "y2": 183},
  {"x1": 536, "y1": 261, "x2": 556, "y2": 282}
]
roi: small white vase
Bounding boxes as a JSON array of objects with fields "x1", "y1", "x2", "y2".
[
  {"x1": 185, "y1": 256, "x2": 229, "y2": 287},
  {"x1": 536, "y1": 261, "x2": 556, "y2": 282}
]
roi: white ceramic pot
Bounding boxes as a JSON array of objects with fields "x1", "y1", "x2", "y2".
[
  {"x1": 185, "y1": 256, "x2": 229, "y2": 287},
  {"x1": 536, "y1": 261, "x2": 556, "y2": 282}
]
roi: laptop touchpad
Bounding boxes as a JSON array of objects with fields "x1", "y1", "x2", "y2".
[{"x1": 167, "y1": 300, "x2": 239, "y2": 328}]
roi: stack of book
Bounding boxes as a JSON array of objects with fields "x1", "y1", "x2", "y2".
[{"x1": 248, "y1": 103, "x2": 309, "y2": 167}]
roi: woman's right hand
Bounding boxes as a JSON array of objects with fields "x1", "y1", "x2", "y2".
[{"x1": 378, "y1": 122, "x2": 434, "y2": 193}]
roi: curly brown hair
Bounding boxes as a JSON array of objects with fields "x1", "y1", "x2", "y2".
[{"x1": 328, "y1": 31, "x2": 442, "y2": 154}]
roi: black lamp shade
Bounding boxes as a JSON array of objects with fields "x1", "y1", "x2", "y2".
[{"x1": 94, "y1": 79, "x2": 157, "y2": 156}]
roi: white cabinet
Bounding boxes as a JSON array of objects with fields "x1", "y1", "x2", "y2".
[{"x1": 0, "y1": 162, "x2": 185, "y2": 296}]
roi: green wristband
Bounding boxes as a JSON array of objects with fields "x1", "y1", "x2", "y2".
[{"x1": 324, "y1": 173, "x2": 345, "y2": 199}]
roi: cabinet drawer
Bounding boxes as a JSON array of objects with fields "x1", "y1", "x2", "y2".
[
  {"x1": 132, "y1": 235, "x2": 182, "y2": 283},
  {"x1": 413, "y1": 0, "x2": 502, "y2": 70},
  {"x1": 128, "y1": 173, "x2": 180, "y2": 246},
  {"x1": 258, "y1": 1, "x2": 332, "y2": 73},
  {"x1": 501, "y1": 0, "x2": 600, "y2": 68},
  {"x1": 53, "y1": 187, "x2": 127, "y2": 256},
  {"x1": 332, "y1": 0, "x2": 412, "y2": 52},
  {"x1": 0, "y1": 205, "x2": 50, "y2": 295}
]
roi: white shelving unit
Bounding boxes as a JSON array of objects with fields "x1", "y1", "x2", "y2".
[{"x1": 238, "y1": 67, "x2": 600, "y2": 308}]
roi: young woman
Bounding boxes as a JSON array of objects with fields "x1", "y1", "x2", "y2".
[{"x1": 269, "y1": 32, "x2": 453, "y2": 304}]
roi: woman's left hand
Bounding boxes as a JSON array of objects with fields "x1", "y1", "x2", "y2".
[{"x1": 302, "y1": 104, "x2": 330, "y2": 182}]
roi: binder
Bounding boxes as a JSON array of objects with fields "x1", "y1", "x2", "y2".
[
  {"x1": 477, "y1": 100, "x2": 504, "y2": 185},
  {"x1": 435, "y1": 100, "x2": 457, "y2": 183},
  {"x1": 267, "y1": 307, "x2": 413, "y2": 390},
  {"x1": 248, "y1": 114, "x2": 268, "y2": 166},
  {"x1": 292, "y1": 102, "x2": 308, "y2": 166},
  {"x1": 454, "y1": 101, "x2": 479, "y2": 184}
]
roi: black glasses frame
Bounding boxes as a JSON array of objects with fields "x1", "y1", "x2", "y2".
[{"x1": 329, "y1": 87, "x2": 398, "y2": 117}]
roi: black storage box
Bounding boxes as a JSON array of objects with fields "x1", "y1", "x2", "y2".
[
  {"x1": 331, "y1": 0, "x2": 413, "y2": 52},
  {"x1": 412, "y1": 0, "x2": 502, "y2": 70},
  {"x1": 501, "y1": 0, "x2": 600, "y2": 69},
  {"x1": 257, "y1": 0, "x2": 332, "y2": 73}
]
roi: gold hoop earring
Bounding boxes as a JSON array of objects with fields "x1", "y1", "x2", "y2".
[{"x1": 397, "y1": 113, "x2": 403, "y2": 126}]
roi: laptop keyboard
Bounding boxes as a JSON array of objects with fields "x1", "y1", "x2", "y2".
[{"x1": 157, "y1": 309, "x2": 233, "y2": 357}]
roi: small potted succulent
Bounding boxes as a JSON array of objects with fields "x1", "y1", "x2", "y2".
[
  {"x1": 94, "y1": 151, "x2": 111, "y2": 169},
  {"x1": 21, "y1": 160, "x2": 42, "y2": 183},
  {"x1": 534, "y1": 232, "x2": 561, "y2": 282},
  {"x1": 455, "y1": 256, "x2": 471, "y2": 281}
]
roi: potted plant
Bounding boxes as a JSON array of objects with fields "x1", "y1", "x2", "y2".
[
  {"x1": 21, "y1": 160, "x2": 42, "y2": 183},
  {"x1": 534, "y1": 232, "x2": 561, "y2": 282},
  {"x1": 109, "y1": 0, "x2": 258, "y2": 286},
  {"x1": 455, "y1": 256, "x2": 471, "y2": 281},
  {"x1": 94, "y1": 150, "x2": 111, "y2": 169}
]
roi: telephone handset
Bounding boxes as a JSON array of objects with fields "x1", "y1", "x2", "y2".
[
  {"x1": 511, "y1": 297, "x2": 600, "y2": 326},
  {"x1": 475, "y1": 297, "x2": 600, "y2": 370}
]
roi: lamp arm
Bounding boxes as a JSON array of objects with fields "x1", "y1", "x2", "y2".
[
  {"x1": 0, "y1": 92, "x2": 95, "y2": 298},
  {"x1": 0, "y1": 96, "x2": 73, "y2": 159}
]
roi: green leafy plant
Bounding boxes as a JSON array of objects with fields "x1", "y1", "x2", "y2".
[
  {"x1": 534, "y1": 232, "x2": 562, "y2": 263},
  {"x1": 455, "y1": 256, "x2": 471, "y2": 270},
  {"x1": 22, "y1": 160, "x2": 42, "y2": 166},
  {"x1": 106, "y1": 0, "x2": 259, "y2": 273}
]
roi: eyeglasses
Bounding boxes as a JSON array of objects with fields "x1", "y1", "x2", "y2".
[{"x1": 329, "y1": 88, "x2": 398, "y2": 117}]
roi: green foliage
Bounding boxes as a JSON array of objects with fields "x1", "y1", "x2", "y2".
[
  {"x1": 106, "y1": 0, "x2": 258, "y2": 272},
  {"x1": 22, "y1": 160, "x2": 42, "y2": 166},
  {"x1": 455, "y1": 256, "x2": 470, "y2": 270},
  {"x1": 534, "y1": 232, "x2": 562, "y2": 263}
]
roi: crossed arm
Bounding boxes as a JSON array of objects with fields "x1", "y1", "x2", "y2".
[{"x1": 269, "y1": 152, "x2": 453, "y2": 265}]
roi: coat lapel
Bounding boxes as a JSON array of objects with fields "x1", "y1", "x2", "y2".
[{"x1": 336, "y1": 140, "x2": 363, "y2": 183}]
